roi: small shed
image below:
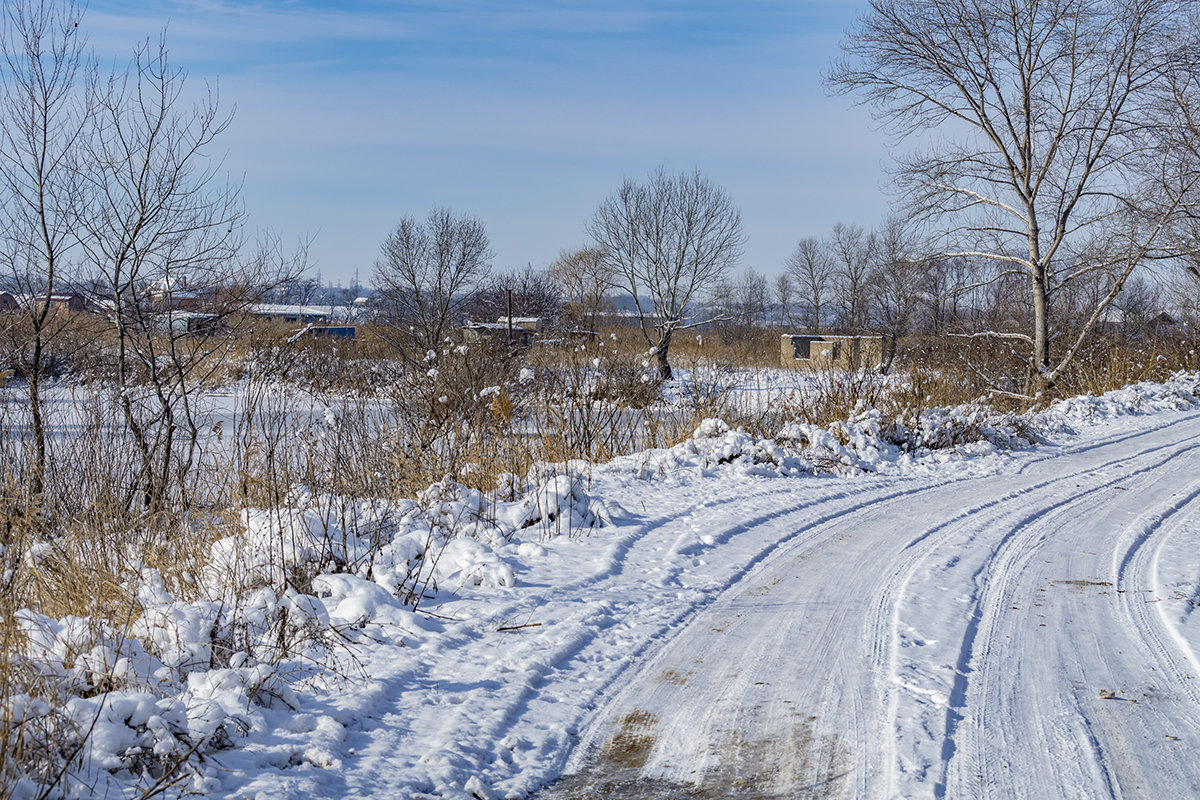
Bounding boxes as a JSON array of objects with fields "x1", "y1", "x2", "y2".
[
  {"x1": 307, "y1": 325, "x2": 356, "y2": 340},
  {"x1": 248, "y1": 303, "x2": 333, "y2": 325},
  {"x1": 497, "y1": 316, "x2": 542, "y2": 332},
  {"x1": 463, "y1": 321, "x2": 535, "y2": 347},
  {"x1": 781, "y1": 334, "x2": 883, "y2": 371}
]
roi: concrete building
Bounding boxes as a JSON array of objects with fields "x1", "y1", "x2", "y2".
[{"x1": 781, "y1": 334, "x2": 884, "y2": 371}]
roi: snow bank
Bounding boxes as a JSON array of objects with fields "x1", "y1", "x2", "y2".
[
  {"x1": 1038, "y1": 371, "x2": 1200, "y2": 431},
  {"x1": 621, "y1": 399, "x2": 1035, "y2": 481}
]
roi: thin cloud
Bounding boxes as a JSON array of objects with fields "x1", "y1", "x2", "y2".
[{"x1": 80, "y1": 0, "x2": 887, "y2": 280}]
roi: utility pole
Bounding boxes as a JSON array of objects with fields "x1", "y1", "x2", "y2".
[{"x1": 506, "y1": 285, "x2": 513, "y2": 343}]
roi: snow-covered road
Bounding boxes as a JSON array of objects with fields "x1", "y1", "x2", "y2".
[{"x1": 536, "y1": 413, "x2": 1200, "y2": 799}]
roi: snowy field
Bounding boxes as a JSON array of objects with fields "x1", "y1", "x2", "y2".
[{"x1": 11, "y1": 372, "x2": 1200, "y2": 799}]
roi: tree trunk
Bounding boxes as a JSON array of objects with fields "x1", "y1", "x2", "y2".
[
  {"x1": 1030, "y1": 264, "x2": 1051, "y2": 392},
  {"x1": 656, "y1": 326, "x2": 674, "y2": 380},
  {"x1": 28, "y1": 339, "x2": 45, "y2": 500},
  {"x1": 880, "y1": 333, "x2": 897, "y2": 375}
]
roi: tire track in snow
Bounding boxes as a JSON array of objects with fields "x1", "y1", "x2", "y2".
[
  {"x1": 1114, "y1": 478, "x2": 1200, "y2": 699},
  {"x1": 1011, "y1": 410, "x2": 1200, "y2": 476},
  {"x1": 531, "y1": 469, "x2": 1026, "y2": 798},
  {"x1": 385, "y1": 475, "x2": 941, "y2": 798},
  {"x1": 863, "y1": 415, "x2": 1200, "y2": 798},
  {"x1": 944, "y1": 491, "x2": 1115, "y2": 799},
  {"x1": 974, "y1": 440, "x2": 1200, "y2": 799},
  {"x1": 500, "y1": 476, "x2": 951, "y2": 796},
  {"x1": 329, "y1": 479, "x2": 851, "y2": 798},
  {"x1": 927, "y1": 431, "x2": 1200, "y2": 798}
]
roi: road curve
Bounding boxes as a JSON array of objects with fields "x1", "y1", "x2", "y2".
[{"x1": 535, "y1": 413, "x2": 1200, "y2": 799}]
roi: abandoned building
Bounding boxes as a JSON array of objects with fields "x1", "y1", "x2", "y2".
[{"x1": 781, "y1": 334, "x2": 884, "y2": 371}]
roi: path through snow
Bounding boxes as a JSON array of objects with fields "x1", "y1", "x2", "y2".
[{"x1": 534, "y1": 414, "x2": 1200, "y2": 799}]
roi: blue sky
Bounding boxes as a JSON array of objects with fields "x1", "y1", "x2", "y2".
[{"x1": 84, "y1": 1, "x2": 891, "y2": 286}]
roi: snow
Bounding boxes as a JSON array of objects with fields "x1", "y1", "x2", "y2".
[{"x1": 7, "y1": 371, "x2": 1200, "y2": 798}]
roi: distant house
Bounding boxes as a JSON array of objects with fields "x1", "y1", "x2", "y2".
[
  {"x1": 1097, "y1": 307, "x2": 1180, "y2": 339},
  {"x1": 497, "y1": 316, "x2": 542, "y2": 333},
  {"x1": 306, "y1": 325, "x2": 356, "y2": 340},
  {"x1": 29, "y1": 292, "x2": 87, "y2": 313},
  {"x1": 248, "y1": 303, "x2": 334, "y2": 325},
  {"x1": 148, "y1": 276, "x2": 201, "y2": 311},
  {"x1": 463, "y1": 316, "x2": 543, "y2": 347},
  {"x1": 343, "y1": 296, "x2": 374, "y2": 323},
  {"x1": 152, "y1": 311, "x2": 222, "y2": 336},
  {"x1": 0, "y1": 291, "x2": 17, "y2": 312},
  {"x1": 463, "y1": 322, "x2": 534, "y2": 347},
  {"x1": 1146, "y1": 311, "x2": 1179, "y2": 337}
]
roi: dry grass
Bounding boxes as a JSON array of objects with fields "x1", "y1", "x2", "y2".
[
  {"x1": 671, "y1": 326, "x2": 784, "y2": 370},
  {"x1": 1056, "y1": 337, "x2": 1200, "y2": 398}
]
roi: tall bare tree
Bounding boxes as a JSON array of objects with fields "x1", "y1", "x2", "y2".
[
  {"x1": 73, "y1": 35, "x2": 265, "y2": 511},
  {"x1": 830, "y1": 0, "x2": 1200, "y2": 393},
  {"x1": 0, "y1": 0, "x2": 89, "y2": 498},
  {"x1": 588, "y1": 168, "x2": 744, "y2": 379},
  {"x1": 829, "y1": 222, "x2": 874, "y2": 333},
  {"x1": 373, "y1": 208, "x2": 492, "y2": 360},
  {"x1": 923, "y1": 254, "x2": 976, "y2": 335},
  {"x1": 773, "y1": 272, "x2": 794, "y2": 328},
  {"x1": 547, "y1": 246, "x2": 614, "y2": 332},
  {"x1": 735, "y1": 267, "x2": 770, "y2": 329},
  {"x1": 702, "y1": 275, "x2": 738, "y2": 341},
  {"x1": 785, "y1": 236, "x2": 835, "y2": 333},
  {"x1": 1158, "y1": 9, "x2": 1200, "y2": 327},
  {"x1": 473, "y1": 264, "x2": 564, "y2": 328},
  {"x1": 867, "y1": 216, "x2": 926, "y2": 371}
]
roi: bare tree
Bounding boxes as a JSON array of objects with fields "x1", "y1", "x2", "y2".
[
  {"x1": 829, "y1": 222, "x2": 874, "y2": 333},
  {"x1": 1112, "y1": 275, "x2": 1162, "y2": 338},
  {"x1": 588, "y1": 168, "x2": 744, "y2": 379},
  {"x1": 547, "y1": 246, "x2": 614, "y2": 332},
  {"x1": 72, "y1": 34, "x2": 270, "y2": 511},
  {"x1": 773, "y1": 272, "x2": 794, "y2": 328},
  {"x1": 735, "y1": 268, "x2": 770, "y2": 329},
  {"x1": 923, "y1": 254, "x2": 977, "y2": 335},
  {"x1": 0, "y1": 0, "x2": 90, "y2": 498},
  {"x1": 473, "y1": 264, "x2": 564, "y2": 329},
  {"x1": 1157, "y1": 10, "x2": 1200, "y2": 329},
  {"x1": 830, "y1": 0, "x2": 1200, "y2": 393},
  {"x1": 373, "y1": 208, "x2": 492, "y2": 360},
  {"x1": 867, "y1": 216, "x2": 926, "y2": 371},
  {"x1": 784, "y1": 236, "x2": 835, "y2": 333},
  {"x1": 275, "y1": 274, "x2": 322, "y2": 306},
  {"x1": 703, "y1": 275, "x2": 738, "y2": 341},
  {"x1": 1163, "y1": 261, "x2": 1200, "y2": 326}
]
